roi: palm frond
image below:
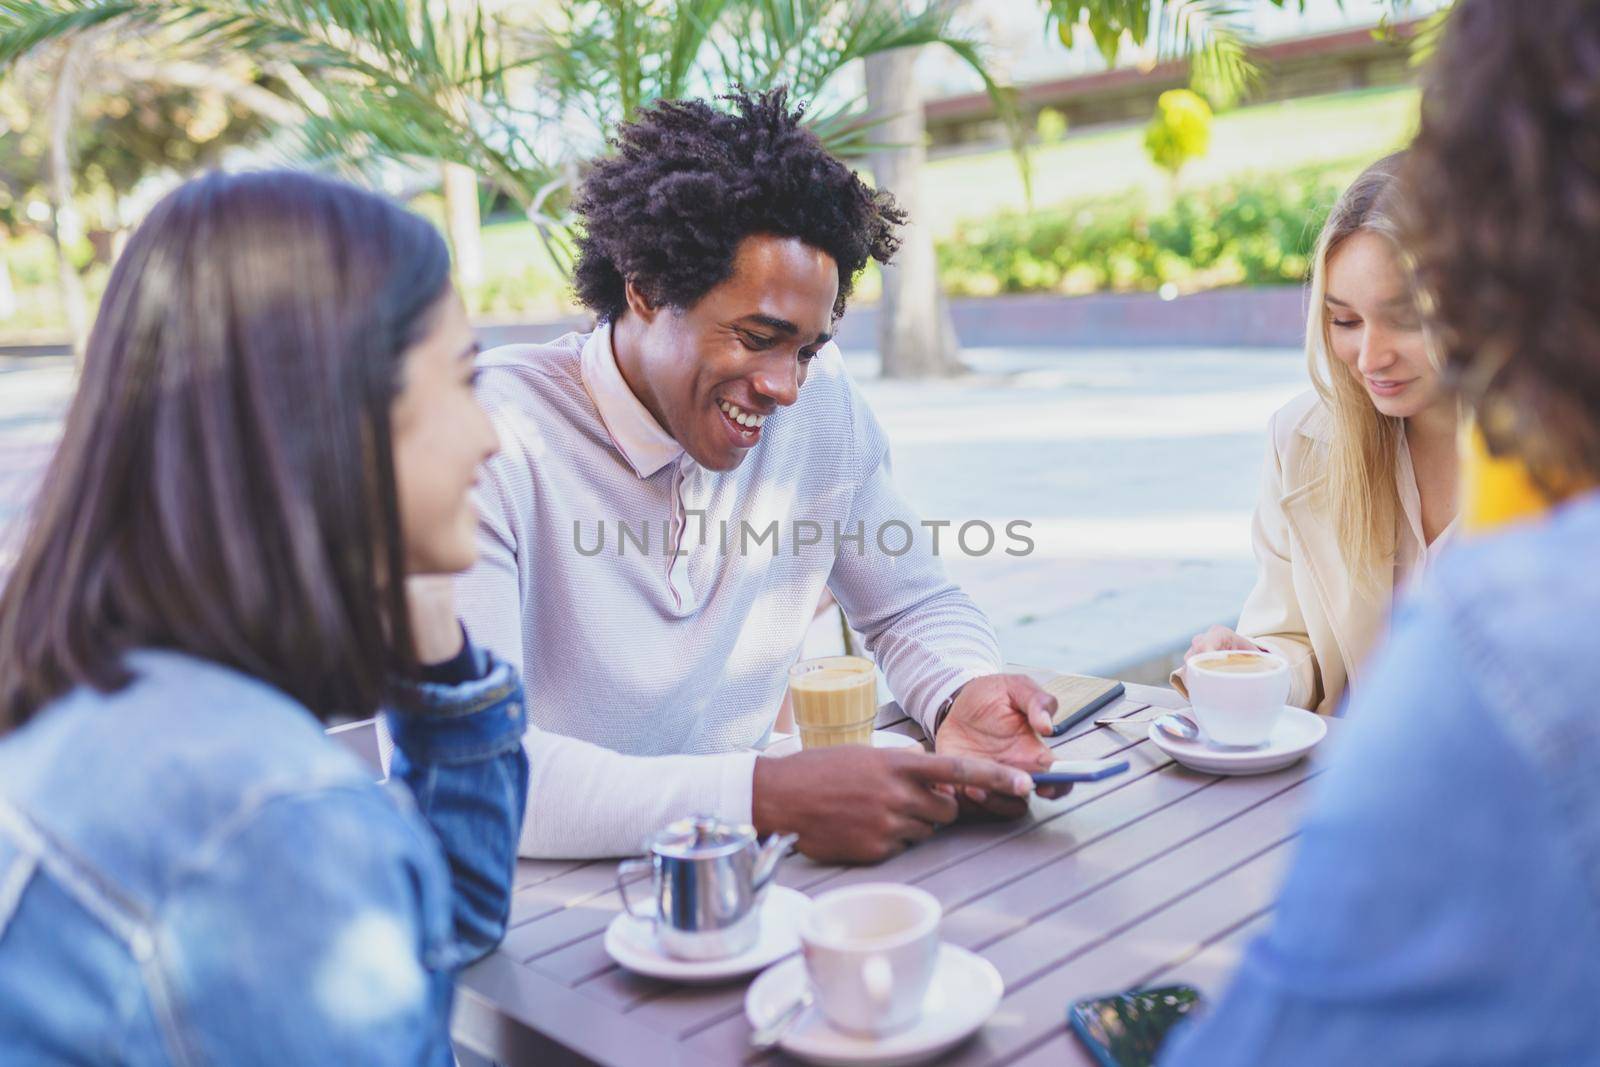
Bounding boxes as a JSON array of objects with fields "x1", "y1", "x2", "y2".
[
  {"x1": 704, "y1": 0, "x2": 1027, "y2": 184},
  {"x1": 1157, "y1": 1, "x2": 1258, "y2": 107},
  {"x1": 0, "y1": 0, "x2": 146, "y2": 67},
  {"x1": 929, "y1": 33, "x2": 1029, "y2": 198},
  {"x1": 801, "y1": 93, "x2": 891, "y2": 157},
  {"x1": 10, "y1": 0, "x2": 1032, "y2": 281},
  {"x1": 1042, "y1": 0, "x2": 1145, "y2": 66},
  {"x1": 660, "y1": 0, "x2": 729, "y2": 100}
]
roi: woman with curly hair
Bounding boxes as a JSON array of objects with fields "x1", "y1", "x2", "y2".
[
  {"x1": 1160, "y1": 1, "x2": 1600, "y2": 1062},
  {"x1": 1178, "y1": 152, "x2": 1460, "y2": 716}
]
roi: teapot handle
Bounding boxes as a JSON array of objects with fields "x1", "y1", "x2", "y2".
[{"x1": 616, "y1": 857, "x2": 655, "y2": 921}]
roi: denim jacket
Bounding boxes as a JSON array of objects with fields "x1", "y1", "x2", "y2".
[
  {"x1": 0, "y1": 645, "x2": 529, "y2": 1066},
  {"x1": 1163, "y1": 491, "x2": 1600, "y2": 1065}
]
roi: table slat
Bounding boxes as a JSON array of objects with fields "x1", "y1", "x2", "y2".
[
  {"x1": 941, "y1": 843, "x2": 1296, "y2": 1066},
  {"x1": 1006, "y1": 911, "x2": 1273, "y2": 1067}
]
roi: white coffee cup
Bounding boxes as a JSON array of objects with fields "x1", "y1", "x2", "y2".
[
  {"x1": 1185, "y1": 649, "x2": 1290, "y2": 747},
  {"x1": 799, "y1": 883, "x2": 940, "y2": 1037}
]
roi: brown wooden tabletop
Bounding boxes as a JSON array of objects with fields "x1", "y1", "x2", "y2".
[{"x1": 451, "y1": 672, "x2": 1339, "y2": 1067}]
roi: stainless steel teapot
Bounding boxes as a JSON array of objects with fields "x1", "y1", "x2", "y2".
[{"x1": 616, "y1": 814, "x2": 798, "y2": 960}]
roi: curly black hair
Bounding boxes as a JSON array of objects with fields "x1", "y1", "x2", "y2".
[
  {"x1": 571, "y1": 88, "x2": 905, "y2": 323},
  {"x1": 1404, "y1": 0, "x2": 1600, "y2": 490}
]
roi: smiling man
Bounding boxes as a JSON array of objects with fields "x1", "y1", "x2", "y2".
[{"x1": 458, "y1": 89, "x2": 1061, "y2": 863}]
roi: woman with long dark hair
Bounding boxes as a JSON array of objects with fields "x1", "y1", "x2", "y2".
[{"x1": 0, "y1": 170, "x2": 525, "y2": 1063}]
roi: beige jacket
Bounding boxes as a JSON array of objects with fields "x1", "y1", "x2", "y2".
[{"x1": 1177, "y1": 391, "x2": 1412, "y2": 715}]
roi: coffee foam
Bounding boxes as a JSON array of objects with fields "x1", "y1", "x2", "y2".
[
  {"x1": 1194, "y1": 651, "x2": 1279, "y2": 674},
  {"x1": 790, "y1": 667, "x2": 873, "y2": 692}
]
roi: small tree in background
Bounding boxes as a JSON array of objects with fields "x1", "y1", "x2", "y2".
[
  {"x1": 1035, "y1": 106, "x2": 1069, "y2": 145},
  {"x1": 1144, "y1": 88, "x2": 1212, "y2": 189}
]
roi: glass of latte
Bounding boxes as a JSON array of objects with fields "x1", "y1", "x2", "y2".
[{"x1": 787, "y1": 655, "x2": 878, "y2": 749}]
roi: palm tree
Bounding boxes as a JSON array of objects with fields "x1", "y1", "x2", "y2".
[
  {"x1": 2, "y1": 0, "x2": 533, "y2": 357},
  {"x1": 0, "y1": 1, "x2": 1016, "y2": 342},
  {"x1": 501, "y1": 0, "x2": 1023, "y2": 282},
  {"x1": 864, "y1": 30, "x2": 964, "y2": 378}
]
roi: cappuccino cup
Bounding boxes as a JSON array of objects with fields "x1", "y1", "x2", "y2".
[
  {"x1": 800, "y1": 883, "x2": 940, "y2": 1037},
  {"x1": 1184, "y1": 650, "x2": 1290, "y2": 747}
]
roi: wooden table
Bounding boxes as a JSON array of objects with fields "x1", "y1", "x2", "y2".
[{"x1": 450, "y1": 676, "x2": 1338, "y2": 1066}]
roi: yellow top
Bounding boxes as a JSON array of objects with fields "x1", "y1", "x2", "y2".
[{"x1": 1460, "y1": 420, "x2": 1557, "y2": 532}]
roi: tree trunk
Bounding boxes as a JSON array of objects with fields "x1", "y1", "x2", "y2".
[
  {"x1": 49, "y1": 40, "x2": 91, "y2": 363},
  {"x1": 864, "y1": 46, "x2": 963, "y2": 380},
  {"x1": 441, "y1": 161, "x2": 485, "y2": 293}
]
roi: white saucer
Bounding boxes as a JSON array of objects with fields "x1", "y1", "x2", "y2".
[
  {"x1": 762, "y1": 729, "x2": 923, "y2": 758},
  {"x1": 1151, "y1": 706, "x2": 1327, "y2": 776},
  {"x1": 744, "y1": 944, "x2": 1003, "y2": 1067},
  {"x1": 604, "y1": 884, "x2": 811, "y2": 984}
]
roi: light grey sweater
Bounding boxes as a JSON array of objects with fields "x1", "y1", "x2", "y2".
[{"x1": 457, "y1": 325, "x2": 1003, "y2": 858}]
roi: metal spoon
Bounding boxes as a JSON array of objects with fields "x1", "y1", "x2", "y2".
[
  {"x1": 1095, "y1": 712, "x2": 1201, "y2": 743},
  {"x1": 1153, "y1": 713, "x2": 1201, "y2": 742},
  {"x1": 750, "y1": 987, "x2": 813, "y2": 1050}
]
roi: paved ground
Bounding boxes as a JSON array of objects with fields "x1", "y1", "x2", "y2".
[
  {"x1": 0, "y1": 346, "x2": 1307, "y2": 678},
  {"x1": 840, "y1": 345, "x2": 1306, "y2": 678},
  {"x1": 0, "y1": 356, "x2": 73, "y2": 561}
]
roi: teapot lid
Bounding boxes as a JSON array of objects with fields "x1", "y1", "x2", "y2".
[{"x1": 651, "y1": 814, "x2": 755, "y2": 860}]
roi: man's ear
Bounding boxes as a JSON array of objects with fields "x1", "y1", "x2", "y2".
[{"x1": 623, "y1": 278, "x2": 659, "y2": 324}]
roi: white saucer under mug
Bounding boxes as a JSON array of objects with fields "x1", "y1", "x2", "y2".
[
  {"x1": 1151, "y1": 705, "x2": 1327, "y2": 776},
  {"x1": 744, "y1": 944, "x2": 1003, "y2": 1067},
  {"x1": 604, "y1": 884, "x2": 811, "y2": 984}
]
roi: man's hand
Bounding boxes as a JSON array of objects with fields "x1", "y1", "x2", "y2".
[
  {"x1": 752, "y1": 746, "x2": 1034, "y2": 865},
  {"x1": 935, "y1": 674, "x2": 1066, "y2": 817}
]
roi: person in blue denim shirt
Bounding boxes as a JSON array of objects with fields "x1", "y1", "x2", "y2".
[
  {"x1": 1160, "y1": 497, "x2": 1600, "y2": 1065},
  {"x1": 0, "y1": 170, "x2": 527, "y2": 1064},
  {"x1": 1162, "y1": 2, "x2": 1600, "y2": 1062}
]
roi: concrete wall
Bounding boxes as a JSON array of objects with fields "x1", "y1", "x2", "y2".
[
  {"x1": 4, "y1": 287, "x2": 1308, "y2": 359},
  {"x1": 837, "y1": 287, "x2": 1307, "y2": 351},
  {"x1": 468, "y1": 286, "x2": 1307, "y2": 353}
]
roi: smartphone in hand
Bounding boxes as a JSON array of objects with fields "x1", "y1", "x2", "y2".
[
  {"x1": 1032, "y1": 756, "x2": 1130, "y2": 787},
  {"x1": 1068, "y1": 984, "x2": 1204, "y2": 1067}
]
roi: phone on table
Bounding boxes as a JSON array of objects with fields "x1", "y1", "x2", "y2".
[
  {"x1": 1045, "y1": 676, "x2": 1127, "y2": 736},
  {"x1": 1068, "y1": 984, "x2": 1205, "y2": 1067},
  {"x1": 1032, "y1": 756, "x2": 1130, "y2": 787}
]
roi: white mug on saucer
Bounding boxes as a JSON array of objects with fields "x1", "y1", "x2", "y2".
[
  {"x1": 1185, "y1": 649, "x2": 1290, "y2": 747},
  {"x1": 799, "y1": 883, "x2": 940, "y2": 1037}
]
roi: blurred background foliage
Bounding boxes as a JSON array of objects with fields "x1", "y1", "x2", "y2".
[
  {"x1": 939, "y1": 164, "x2": 1340, "y2": 296},
  {"x1": 0, "y1": 0, "x2": 1435, "y2": 358}
]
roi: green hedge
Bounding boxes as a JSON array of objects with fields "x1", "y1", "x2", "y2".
[{"x1": 936, "y1": 166, "x2": 1348, "y2": 297}]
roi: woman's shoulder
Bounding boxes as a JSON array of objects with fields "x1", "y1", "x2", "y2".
[
  {"x1": 0, "y1": 650, "x2": 385, "y2": 911},
  {"x1": 1266, "y1": 390, "x2": 1334, "y2": 454}
]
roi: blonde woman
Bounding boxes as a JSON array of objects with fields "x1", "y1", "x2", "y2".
[{"x1": 1179, "y1": 153, "x2": 1459, "y2": 715}]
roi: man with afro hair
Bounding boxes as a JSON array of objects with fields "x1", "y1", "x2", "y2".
[{"x1": 458, "y1": 89, "x2": 1063, "y2": 864}]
